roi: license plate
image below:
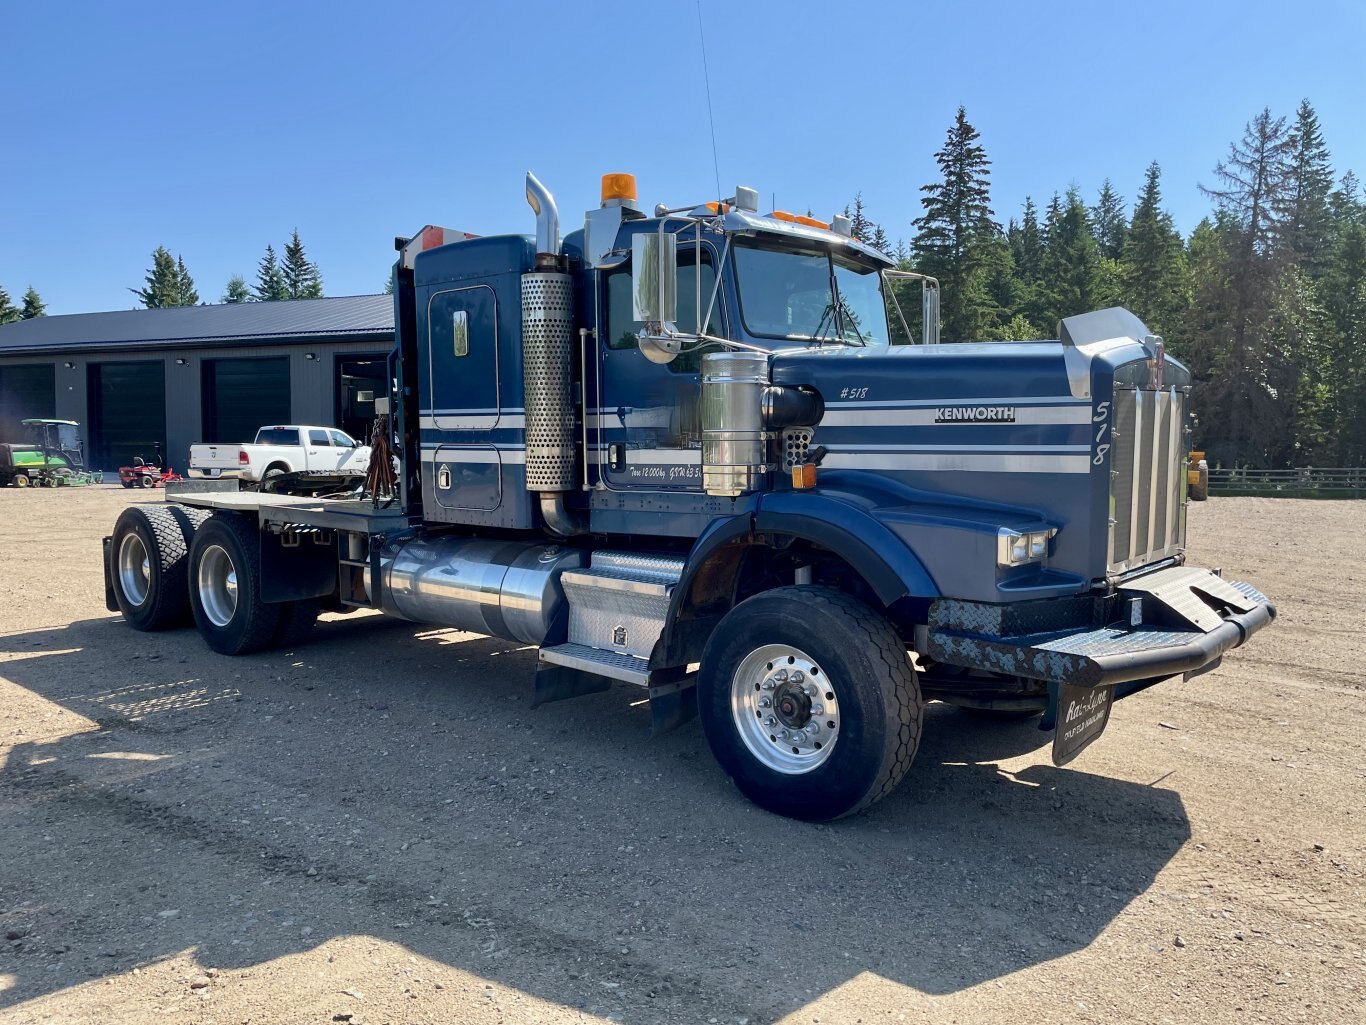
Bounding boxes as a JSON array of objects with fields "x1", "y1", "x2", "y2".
[{"x1": 1052, "y1": 683, "x2": 1116, "y2": 766}]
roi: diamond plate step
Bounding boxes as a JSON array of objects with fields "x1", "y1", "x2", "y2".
[{"x1": 539, "y1": 642, "x2": 652, "y2": 686}]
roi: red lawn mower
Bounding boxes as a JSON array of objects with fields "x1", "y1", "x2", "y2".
[{"x1": 118, "y1": 453, "x2": 184, "y2": 489}]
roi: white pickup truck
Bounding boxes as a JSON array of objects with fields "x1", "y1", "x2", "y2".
[{"x1": 188, "y1": 426, "x2": 370, "y2": 482}]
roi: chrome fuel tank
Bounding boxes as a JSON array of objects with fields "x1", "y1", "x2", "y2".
[{"x1": 378, "y1": 536, "x2": 584, "y2": 645}]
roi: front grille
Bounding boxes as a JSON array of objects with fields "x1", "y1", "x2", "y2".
[{"x1": 1110, "y1": 387, "x2": 1187, "y2": 573}]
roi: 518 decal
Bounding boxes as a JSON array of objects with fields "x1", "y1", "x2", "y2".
[{"x1": 1093, "y1": 400, "x2": 1111, "y2": 465}]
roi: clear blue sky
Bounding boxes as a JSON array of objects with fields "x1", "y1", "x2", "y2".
[{"x1": 3, "y1": 0, "x2": 1363, "y2": 315}]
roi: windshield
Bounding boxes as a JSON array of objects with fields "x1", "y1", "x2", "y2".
[{"x1": 733, "y1": 242, "x2": 888, "y2": 345}]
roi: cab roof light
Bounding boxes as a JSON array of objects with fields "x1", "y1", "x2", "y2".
[
  {"x1": 795, "y1": 215, "x2": 830, "y2": 230},
  {"x1": 770, "y1": 210, "x2": 797, "y2": 222},
  {"x1": 601, "y1": 172, "x2": 639, "y2": 205}
]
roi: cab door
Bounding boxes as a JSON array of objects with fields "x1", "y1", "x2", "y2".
[{"x1": 593, "y1": 244, "x2": 723, "y2": 490}]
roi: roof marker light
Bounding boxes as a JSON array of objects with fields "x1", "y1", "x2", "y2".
[{"x1": 601, "y1": 173, "x2": 638, "y2": 204}]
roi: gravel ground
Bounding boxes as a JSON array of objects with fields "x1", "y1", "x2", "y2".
[{"x1": 0, "y1": 486, "x2": 1362, "y2": 1025}]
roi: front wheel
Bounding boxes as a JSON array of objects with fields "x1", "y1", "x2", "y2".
[{"x1": 698, "y1": 586, "x2": 923, "y2": 821}]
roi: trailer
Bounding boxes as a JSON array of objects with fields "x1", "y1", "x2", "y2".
[{"x1": 102, "y1": 171, "x2": 1275, "y2": 820}]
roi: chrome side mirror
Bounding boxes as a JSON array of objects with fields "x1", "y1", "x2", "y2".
[
  {"x1": 632, "y1": 230, "x2": 681, "y2": 363},
  {"x1": 632, "y1": 231, "x2": 677, "y2": 326}
]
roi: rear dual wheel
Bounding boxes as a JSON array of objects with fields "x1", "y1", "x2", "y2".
[
  {"x1": 187, "y1": 516, "x2": 323, "y2": 654},
  {"x1": 109, "y1": 505, "x2": 209, "y2": 630}
]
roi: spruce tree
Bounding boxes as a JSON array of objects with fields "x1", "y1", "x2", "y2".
[
  {"x1": 1191, "y1": 108, "x2": 1302, "y2": 466},
  {"x1": 222, "y1": 275, "x2": 253, "y2": 303},
  {"x1": 20, "y1": 287, "x2": 46, "y2": 319},
  {"x1": 130, "y1": 246, "x2": 184, "y2": 308},
  {"x1": 1120, "y1": 162, "x2": 1189, "y2": 343},
  {"x1": 283, "y1": 229, "x2": 323, "y2": 299},
  {"x1": 846, "y1": 194, "x2": 873, "y2": 244},
  {"x1": 1090, "y1": 180, "x2": 1129, "y2": 260},
  {"x1": 255, "y1": 245, "x2": 289, "y2": 301},
  {"x1": 912, "y1": 107, "x2": 1001, "y2": 340},
  {"x1": 0, "y1": 285, "x2": 19, "y2": 324},
  {"x1": 175, "y1": 256, "x2": 200, "y2": 306},
  {"x1": 1008, "y1": 197, "x2": 1050, "y2": 334},
  {"x1": 1281, "y1": 99, "x2": 1335, "y2": 279},
  {"x1": 1041, "y1": 187, "x2": 1105, "y2": 324}
]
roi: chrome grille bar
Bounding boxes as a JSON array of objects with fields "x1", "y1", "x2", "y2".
[{"x1": 1108, "y1": 384, "x2": 1189, "y2": 574}]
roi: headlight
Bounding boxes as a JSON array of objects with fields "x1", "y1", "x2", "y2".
[{"x1": 998, "y1": 527, "x2": 1057, "y2": 567}]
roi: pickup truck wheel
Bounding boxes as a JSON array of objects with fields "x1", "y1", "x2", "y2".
[
  {"x1": 110, "y1": 506, "x2": 197, "y2": 630},
  {"x1": 698, "y1": 586, "x2": 923, "y2": 821},
  {"x1": 262, "y1": 466, "x2": 286, "y2": 480},
  {"x1": 189, "y1": 514, "x2": 281, "y2": 655}
]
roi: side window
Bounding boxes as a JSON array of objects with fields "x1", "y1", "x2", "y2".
[
  {"x1": 308, "y1": 429, "x2": 330, "y2": 446},
  {"x1": 329, "y1": 430, "x2": 354, "y2": 448},
  {"x1": 452, "y1": 309, "x2": 469, "y2": 357},
  {"x1": 606, "y1": 250, "x2": 718, "y2": 374}
]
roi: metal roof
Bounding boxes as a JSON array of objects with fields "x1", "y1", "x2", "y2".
[{"x1": 0, "y1": 294, "x2": 395, "y2": 356}]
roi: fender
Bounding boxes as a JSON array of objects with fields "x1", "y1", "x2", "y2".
[{"x1": 652, "y1": 482, "x2": 940, "y2": 667}]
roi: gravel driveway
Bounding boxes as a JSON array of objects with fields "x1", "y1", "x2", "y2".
[{"x1": 1, "y1": 488, "x2": 1362, "y2": 1024}]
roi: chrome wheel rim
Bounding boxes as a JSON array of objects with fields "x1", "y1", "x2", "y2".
[
  {"x1": 197, "y1": 544, "x2": 238, "y2": 628},
  {"x1": 117, "y1": 533, "x2": 151, "y2": 607},
  {"x1": 730, "y1": 643, "x2": 840, "y2": 774}
]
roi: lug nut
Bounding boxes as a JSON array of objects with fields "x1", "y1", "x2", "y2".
[
  {"x1": 761, "y1": 679, "x2": 775, "y2": 691},
  {"x1": 790, "y1": 670, "x2": 805, "y2": 684},
  {"x1": 811, "y1": 704, "x2": 824, "y2": 716},
  {"x1": 764, "y1": 716, "x2": 777, "y2": 728},
  {"x1": 772, "y1": 669, "x2": 789, "y2": 683},
  {"x1": 759, "y1": 697, "x2": 772, "y2": 708},
  {"x1": 805, "y1": 683, "x2": 819, "y2": 697}
]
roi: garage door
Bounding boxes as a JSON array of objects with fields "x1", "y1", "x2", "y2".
[
  {"x1": 202, "y1": 357, "x2": 290, "y2": 444},
  {"x1": 88, "y1": 361, "x2": 166, "y2": 469},
  {"x1": 0, "y1": 363, "x2": 56, "y2": 441}
]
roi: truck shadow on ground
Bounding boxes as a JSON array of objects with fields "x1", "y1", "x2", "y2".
[{"x1": 0, "y1": 613, "x2": 1190, "y2": 1022}]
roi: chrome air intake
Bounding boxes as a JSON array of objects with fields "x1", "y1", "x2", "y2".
[
  {"x1": 701, "y1": 351, "x2": 770, "y2": 497},
  {"x1": 376, "y1": 536, "x2": 584, "y2": 645},
  {"x1": 521, "y1": 272, "x2": 576, "y2": 491}
]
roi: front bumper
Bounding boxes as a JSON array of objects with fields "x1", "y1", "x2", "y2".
[{"x1": 925, "y1": 565, "x2": 1275, "y2": 689}]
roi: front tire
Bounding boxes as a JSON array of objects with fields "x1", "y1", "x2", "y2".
[
  {"x1": 698, "y1": 586, "x2": 922, "y2": 821},
  {"x1": 189, "y1": 514, "x2": 281, "y2": 655}
]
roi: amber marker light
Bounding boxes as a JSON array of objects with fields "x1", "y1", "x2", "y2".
[
  {"x1": 792, "y1": 463, "x2": 818, "y2": 489},
  {"x1": 601, "y1": 173, "x2": 638, "y2": 203}
]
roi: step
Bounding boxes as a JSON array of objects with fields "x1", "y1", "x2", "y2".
[{"x1": 539, "y1": 642, "x2": 652, "y2": 686}]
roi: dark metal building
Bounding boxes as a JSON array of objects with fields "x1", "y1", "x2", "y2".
[{"x1": 0, "y1": 296, "x2": 393, "y2": 471}]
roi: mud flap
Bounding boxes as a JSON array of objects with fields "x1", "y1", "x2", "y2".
[
  {"x1": 1041, "y1": 682, "x2": 1116, "y2": 766},
  {"x1": 101, "y1": 535, "x2": 118, "y2": 613}
]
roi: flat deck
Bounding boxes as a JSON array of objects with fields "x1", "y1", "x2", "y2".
[{"x1": 171, "y1": 491, "x2": 411, "y2": 533}]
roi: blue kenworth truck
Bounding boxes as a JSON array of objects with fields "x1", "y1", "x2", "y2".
[{"x1": 104, "y1": 172, "x2": 1274, "y2": 820}]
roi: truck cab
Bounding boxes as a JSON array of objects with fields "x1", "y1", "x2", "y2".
[{"x1": 104, "y1": 171, "x2": 1275, "y2": 821}]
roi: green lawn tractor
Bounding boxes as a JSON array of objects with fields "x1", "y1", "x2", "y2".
[{"x1": 1, "y1": 419, "x2": 102, "y2": 487}]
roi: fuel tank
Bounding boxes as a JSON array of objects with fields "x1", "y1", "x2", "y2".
[{"x1": 376, "y1": 536, "x2": 585, "y2": 645}]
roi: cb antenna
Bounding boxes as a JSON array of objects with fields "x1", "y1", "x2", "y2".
[{"x1": 696, "y1": 0, "x2": 722, "y2": 202}]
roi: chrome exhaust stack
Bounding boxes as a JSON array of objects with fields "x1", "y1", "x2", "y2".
[{"x1": 522, "y1": 172, "x2": 587, "y2": 535}]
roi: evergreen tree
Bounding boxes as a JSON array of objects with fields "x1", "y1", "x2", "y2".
[
  {"x1": 20, "y1": 286, "x2": 46, "y2": 319},
  {"x1": 383, "y1": 275, "x2": 395, "y2": 296},
  {"x1": 1281, "y1": 99, "x2": 1335, "y2": 279},
  {"x1": 1041, "y1": 186, "x2": 1105, "y2": 325},
  {"x1": 1189, "y1": 108, "x2": 1302, "y2": 466},
  {"x1": 255, "y1": 245, "x2": 289, "y2": 301},
  {"x1": 175, "y1": 256, "x2": 200, "y2": 306},
  {"x1": 869, "y1": 223, "x2": 891, "y2": 255},
  {"x1": 846, "y1": 194, "x2": 873, "y2": 244},
  {"x1": 1090, "y1": 179, "x2": 1129, "y2": 260},
  {"x1": 1120, "y1": 162, "x2": 1189, "y2": 344},
  {"x1": 1319, "y1": 187, "x2": 1366, "y2": 462},
  {"x1": 222, "y1": 275, "x2": 253, "y2": 303},
  {"x1": 912, "y1": 106, "x2": 1001, "y2": 340},
  {"x1": 0, "y1": 285, "x2": 19, "y2": 324},
  {"x1": 282, "y1": 229, "x2": 323, "y2": 299},
  {"x1": 1007, "y1": 197, "x2": 1051, "y2": 334},
  {"x1": 130, "y1": 246, "x2": 184, "y2": 308}
]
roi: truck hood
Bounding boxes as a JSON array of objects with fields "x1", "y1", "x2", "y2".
[{"x1": 768, "y1": 336, "x2": 1184, "y2": 595}]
